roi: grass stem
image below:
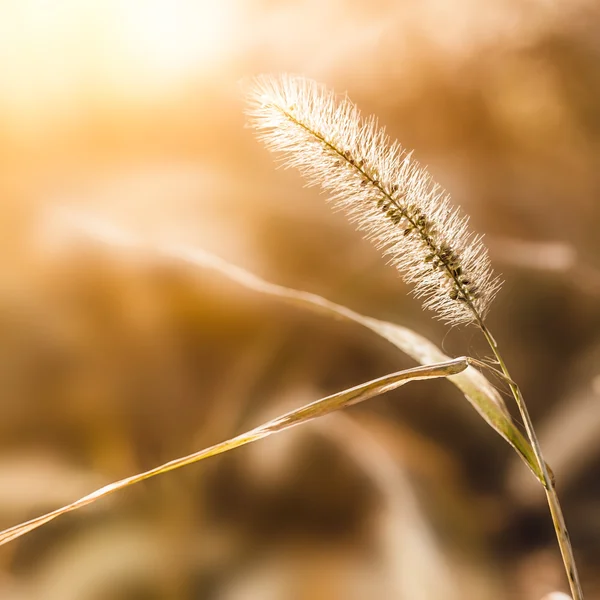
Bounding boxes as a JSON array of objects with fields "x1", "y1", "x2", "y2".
[{"x1": 479, "y1": 322, "x2": 584, "y2": 600}]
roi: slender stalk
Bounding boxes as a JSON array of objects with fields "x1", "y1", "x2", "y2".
[
  {"x1": 442, "y1": 240, "x2": 582, "y2": 598},
  {"x1": 478, "y1": 321, "x2": 583, "y2": 600}
]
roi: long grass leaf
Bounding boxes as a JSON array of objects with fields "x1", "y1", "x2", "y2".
[
  {"x1": 160, "y1": 242, "x2": 542, "y2": 481},
  {"x1": 55, "y1": 212, "x2": 543, "y2": 481},
  {"x1": 0, "y1": 358, "x2": 467, "y2": 546}
]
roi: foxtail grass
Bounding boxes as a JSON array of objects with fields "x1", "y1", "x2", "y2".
[
  {"x1": 0, "y1": 77, "x2": 582, "y2": 600},
  {"x1": 247, "y1": 74, "x2": 583, "y2": 599}
]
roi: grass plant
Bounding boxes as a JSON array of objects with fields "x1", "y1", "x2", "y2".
[
  {"x1": 247, "y1": 74, "x2": 583, "y2": 599},
  {"x1": 0, "y1": 75, "x2": 583, "y2": 599}
]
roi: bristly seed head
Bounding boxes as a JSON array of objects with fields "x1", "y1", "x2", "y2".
[{"x1": 246, "y1": 74, "x2": 501, "y2": 326}]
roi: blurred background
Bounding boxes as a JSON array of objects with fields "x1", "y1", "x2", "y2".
[{"x1": 0, "y1": 0, "x2": 599, "y2": 598}]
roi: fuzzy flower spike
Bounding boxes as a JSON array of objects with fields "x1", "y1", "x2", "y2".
[{"x1": 247, "y1": 75, "x2": 501, "y2": 327}]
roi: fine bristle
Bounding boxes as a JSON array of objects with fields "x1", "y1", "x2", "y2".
[{"x1": 246, "y1": 74, "x2": 501, "y2": 326}]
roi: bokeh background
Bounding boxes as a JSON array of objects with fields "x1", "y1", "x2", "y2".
[{"x1": 0, "y1": 0, "x2": 599, "y2": 598}]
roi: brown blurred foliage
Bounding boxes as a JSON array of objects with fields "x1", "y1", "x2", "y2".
[{"x1": 0, "y1": 1, "x2": 599, "y2": 598}]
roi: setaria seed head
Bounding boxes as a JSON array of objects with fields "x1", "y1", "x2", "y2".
[{"x1": 246, "y1": 74, "x2": 501, "y2": 327}]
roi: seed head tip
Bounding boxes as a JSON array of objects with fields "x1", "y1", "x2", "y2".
[{"x1": 246, "y1": 74, "x2": 501, "y2": 326}]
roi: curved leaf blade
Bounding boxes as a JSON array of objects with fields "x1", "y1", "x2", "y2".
[
  {"x1": 55, "y1": 214, "x2": 544, "y2": 479},
  {"x1": 0, "y1": 358, "x2": 467, "y2": 547}
]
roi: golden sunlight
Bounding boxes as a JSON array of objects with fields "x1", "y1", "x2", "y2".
[
  {"x1": 115, "y1": 0, "x2": 237, "y2": 84},
  {"x1": 0, "y1": 0, "x2": 239, "y2": 131}
]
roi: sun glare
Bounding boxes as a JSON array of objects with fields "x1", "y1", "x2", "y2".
[
  {"x1": 117, "y1": 0, "x2": 237, "y2": 84},
  {"x1": 0, "y1": 0, "x2": 239, "y2": 131}
]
